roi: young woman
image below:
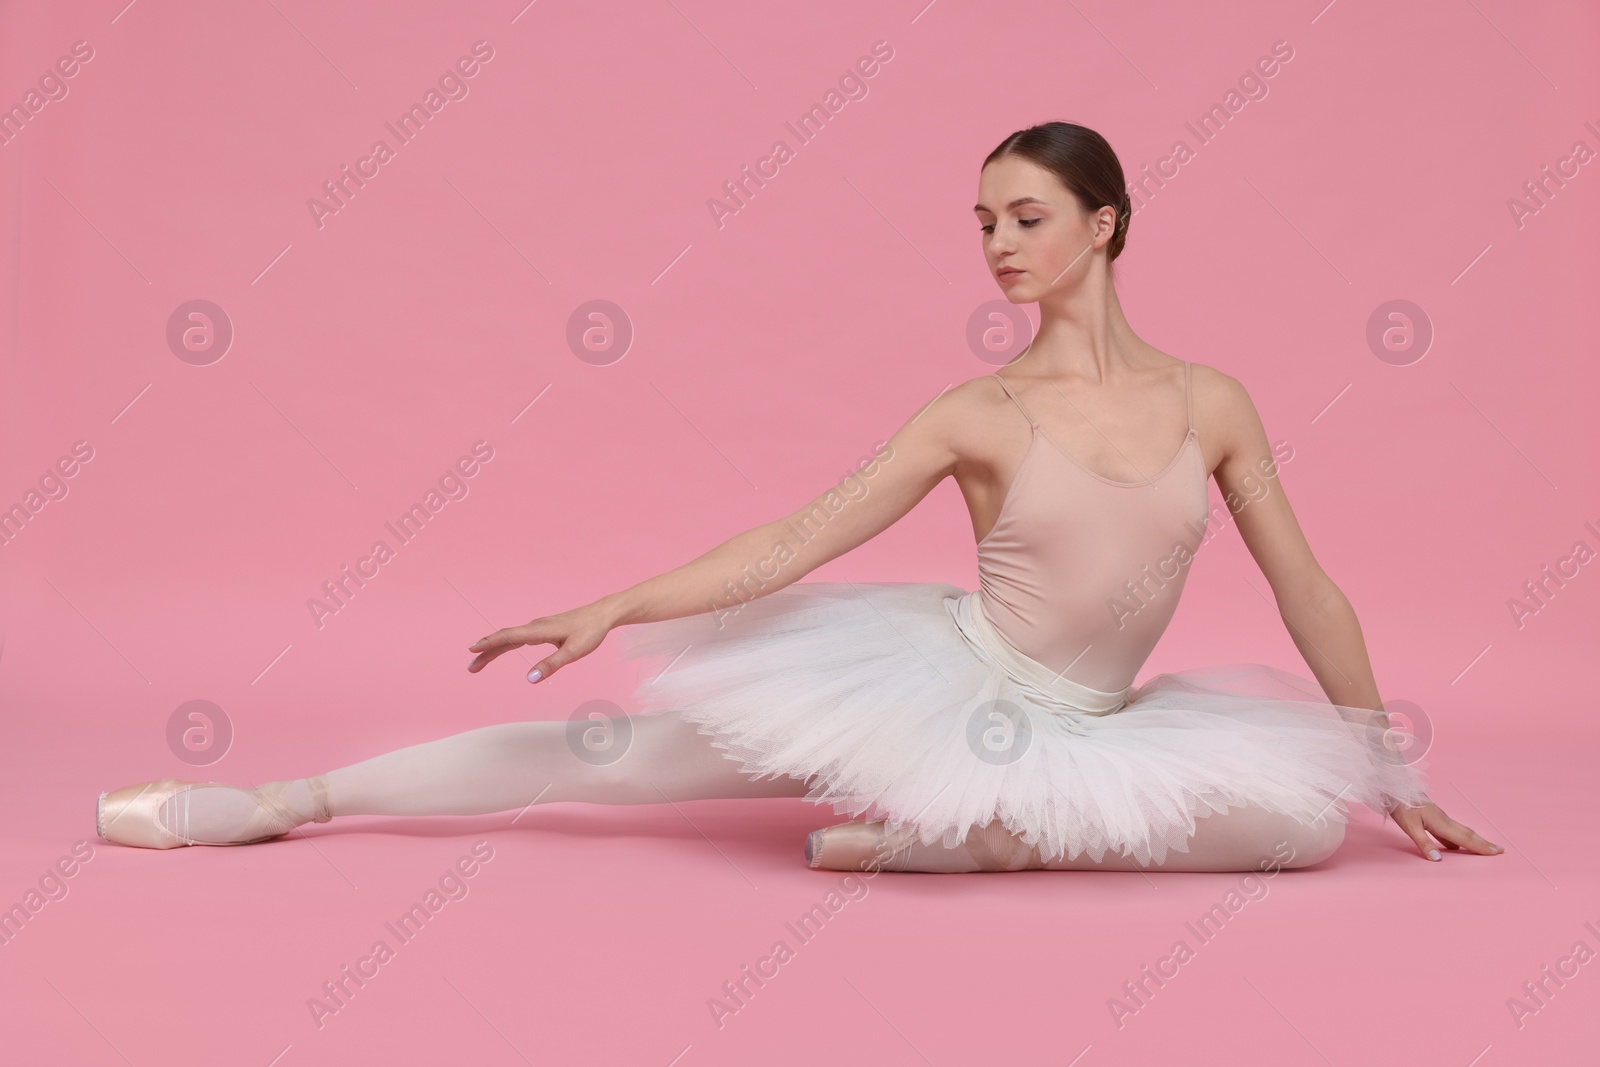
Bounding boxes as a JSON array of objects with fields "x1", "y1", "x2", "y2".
[{"x1": 98, "y1": 122, "x2": 1502, "y2": 874}]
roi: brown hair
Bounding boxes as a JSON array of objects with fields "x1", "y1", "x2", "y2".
[{"x1": 982, "y1": 122, "x2": 1132, "y2": 262}]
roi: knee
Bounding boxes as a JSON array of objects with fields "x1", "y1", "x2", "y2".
[{"x1": 1277, "y1": 817, "x2": 1347, "y2": 869}]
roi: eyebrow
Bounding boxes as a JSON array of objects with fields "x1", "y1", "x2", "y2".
[{"x1": 973, "y1": 196, "x2": 1049, "y2": 214}]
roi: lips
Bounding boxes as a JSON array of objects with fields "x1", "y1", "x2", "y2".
[{"x1": 997, "y1": 268, "x2": 1024, "y2": 279}]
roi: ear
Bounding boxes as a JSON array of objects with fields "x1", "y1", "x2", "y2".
[{"x1": 1093, "y1": 204, "x2": 1118, "y2": 248}]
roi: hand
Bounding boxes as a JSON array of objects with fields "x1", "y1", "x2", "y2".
[
  {"x1": 466, "y1": 603, "x2": 614, "y2": 683},
  {"x1": 1388, "y1": 799, "x2": 1505, "y2": 862}
]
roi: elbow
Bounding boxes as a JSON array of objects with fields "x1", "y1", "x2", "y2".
[{"x1": 1277, "y1": 571, "x2": 1341, "y2": 615}]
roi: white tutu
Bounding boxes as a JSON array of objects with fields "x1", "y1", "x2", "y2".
[{"x1": 613, "y1": 581, "x2": 1432, "y2": 865}]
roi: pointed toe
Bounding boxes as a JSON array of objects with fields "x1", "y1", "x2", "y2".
[
  {"x1": 94, "y1": 776, "x2": 334, "y2": 849},
  {"x1": 97, "y1": 779, "x2": 195, "y2": 849},
  {"x1": 805, "y1": 828, "x2": 824, "y2": 868}
]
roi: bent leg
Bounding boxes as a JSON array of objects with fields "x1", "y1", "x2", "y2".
[
  {"x1": 809, "y1": 805, "x2": 1347, "y2": 874},
  {"x1": 1041, "y1": 804, "x2": 1346, "y2": 872}
]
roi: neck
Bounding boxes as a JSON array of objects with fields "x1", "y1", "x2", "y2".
[{"x1": 1012, "y1": 264, "x2": 1148, "y2": 383}]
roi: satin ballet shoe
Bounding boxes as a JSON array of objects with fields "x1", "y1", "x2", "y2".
[
  {"x1": 807, "y1": 819, "x2": 1047, "y2": 873},
  {"x1": 806, "y1": 821, "x2": 932, "y2": 873},
  {"x1": 807, "y1": 822, "x2": 897, "y2": 871},
  {"x1": 805, "y1": 828, "x2": 826, "y2": 868},
  {"x1": 96, "y1": 776, "x2": 332, "y2": 849}
]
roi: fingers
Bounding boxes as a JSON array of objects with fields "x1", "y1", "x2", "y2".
[
  {"x1": 521, "y1": 652, "x2": 566, "y2": 684},
  {"x1": 464, "y1": 617, "x2": 602, "y2": 681},
  {"x1": 465, "y1": 623, "x2": 549, "y2": 675},
  {"x1": 1425, "y1": 812, "x2": 1504, "y2": 857},
  {"x1": 1392, "y1": 803, "x2": 1506, "y2": 861},
  {"x1": 525, "y1": 645, "x2": 566, "y2": 684},
  {"x1": 1393, "y1": 808, "x2": 1445, "y2": 861},
  {"x1": 466, "y1": 648, "x2": 508, "y2": 673},
  {"x1": 465, "y1": 634, "x2": 516, "y2": 673},
  {"x1": 526, "y1": 649, "x2": 575, "y2": 685},
  {"x1": 528, "y1": 634, "x2": 598, "y2": 685},
  {"x1": 468, "y1": 627, "x2": 521, "y2": 654}
]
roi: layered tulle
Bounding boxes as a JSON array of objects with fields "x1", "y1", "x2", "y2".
[{"x1": 612, "y1": 581, "x2": 1431, "y2": 866}]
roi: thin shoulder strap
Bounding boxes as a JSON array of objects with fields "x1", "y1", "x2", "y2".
[
  {"x1": 1184, "y1": 361, "x2": 1195, "y2": 433},
  {"x1": 991, "y1": 373, "x2": 1039, "y2": 428}
]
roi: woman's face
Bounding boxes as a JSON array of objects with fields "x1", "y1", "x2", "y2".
[{"x1": 974, "y1": 155, "x2": 1109, "y2": 301}]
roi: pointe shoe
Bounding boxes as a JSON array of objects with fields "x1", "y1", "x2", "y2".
[
  {"x1": 96, "y1": 776, "x2": 332, "y2": 849},
  {"x1": 807, "y1": 819, "x2": 1046, "y2": 873},
  {"x1": 807, "y1": 821, "x2": 918, "y2": 872}
]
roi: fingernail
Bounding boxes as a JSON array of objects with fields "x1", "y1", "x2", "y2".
[
  {"x1": 1427, "y1": 849, "x2": 1441, "y2": 861},
  {"x1": 527, "y1": 668, "x2": 542, "y2": 683}
]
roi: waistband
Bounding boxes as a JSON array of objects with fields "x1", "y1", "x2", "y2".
[{"x1": 944, "y1": 590, "x2": 1131, "y2": 716}]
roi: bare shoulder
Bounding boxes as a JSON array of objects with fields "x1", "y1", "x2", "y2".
[
  {"x1": 909, "y1": 371, "x2": 1013, "y2": 433},
  {"x1": 939, "y1": 371, "x2": 1028, "y2": 454},
  {"x1": 1188, "y1": 361, "x2": 1263, "y2": 438},
  {"x1": 947, "y1": 369, "x2": 1012, "y2": 404},
  {"x1": 1185, "y1": 361, "x2": 1284, "y2": 482},
  {"x1": 1187, "y1": 359, "x2": 1245, "y2": 404},
  {"x1": 863, "y1": 373, "x2": 1013, "y2": 483}
]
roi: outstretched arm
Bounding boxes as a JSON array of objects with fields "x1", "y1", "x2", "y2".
[
  {"x1": 1203, "y1": 367, "x2": 1503, "y2": 862},
  {"x1": 468, "y1": 384, "x2": 963, "y2": 679},
  {"x1": 594, "y1": 387, "x2": 962, "y2": 629}
]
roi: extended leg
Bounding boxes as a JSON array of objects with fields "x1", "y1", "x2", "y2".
[
  {"x1": 808, "y1": 804, "x2": 1347, "y2": 874},
  {"x1": 134, "y1": 710, "x2": 812, "y2": 845},
  {"x1": 326, "y1": 709, "x2": 813, "y2": 814}
]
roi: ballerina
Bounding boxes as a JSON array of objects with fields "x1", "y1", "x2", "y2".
[{"x1": 98, "y1": 121, "x2": 1502, "y2": 874}]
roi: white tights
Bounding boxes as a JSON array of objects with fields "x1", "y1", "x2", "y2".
[
  {"x1": 179, "y1": 709, "x2": 1347, "y2": 872},
  {"x1": 804, "y1": 799, "x2": 1346, "y2": 873}
]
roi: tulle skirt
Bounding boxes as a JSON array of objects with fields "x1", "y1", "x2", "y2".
[{"x1": 612, "y1": 581, "x2": 1431, "y2": 866}]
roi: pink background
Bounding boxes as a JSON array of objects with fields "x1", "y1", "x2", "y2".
[{"x1": 3, "y1": 0, "x2": 1597, "y2": 1063}]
